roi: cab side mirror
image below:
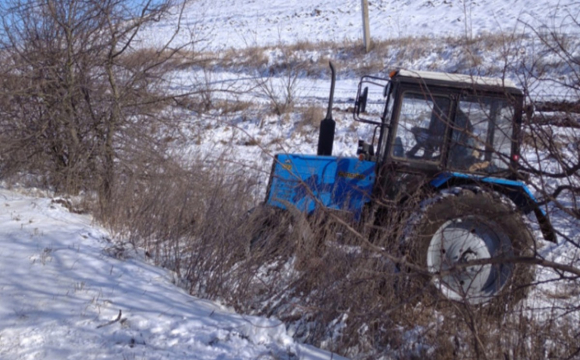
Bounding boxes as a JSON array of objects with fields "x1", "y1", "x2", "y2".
[{"x1": 357, "y1": 87, "x2": 369, "y2": 115}]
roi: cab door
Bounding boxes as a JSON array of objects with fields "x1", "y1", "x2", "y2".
[{"x1": 376, "y1": 85, "x2": 454, "y2": 201}]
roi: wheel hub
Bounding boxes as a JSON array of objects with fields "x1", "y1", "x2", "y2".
[{"x1": 427, "y1": 216, "x2": 513, "y2": 304}]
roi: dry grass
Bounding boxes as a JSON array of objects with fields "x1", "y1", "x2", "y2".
[
  {"x1": 179, "y1": 32, "x2": 528, "y2": 81},
  {"x1": 295, "y1": 104, "x2": 325, "y2": 134}
]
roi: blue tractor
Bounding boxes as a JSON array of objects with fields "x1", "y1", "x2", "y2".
[{"x1": 254, "y1": 63, "x2": 556, "y2": 306}]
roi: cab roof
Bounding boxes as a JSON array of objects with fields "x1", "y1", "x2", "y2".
[{"x1": 392, "y1": 69, "x2": 522, "y2": 95}]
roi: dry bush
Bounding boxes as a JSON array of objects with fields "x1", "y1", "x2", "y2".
[
  {"x1": 120, "y1": 48, "x2": 184, "y2": 73},
  {"x1": 295, "y1": 104, "x2": 324, "y2": 134},
  {"x1": 231, "y1": 32, "x2": 524, "y2": 81},
  {"x1": 169, "y1": 32, "x2": 531, "y2": 94},
  {"x1": 213, "y1": 100, "x2": 253, "y2": 114},
  {"x1": 102, "y1": 152, "x2": 263, "y2": 289},
  {"x1": 221, "y1": 46, "x2": 269, "y2": 69},
  {"x1": 241, "y1": 46, "x2": 270, "y2": 69},
  {"x1": 254, "y1": 47, "x2": 306, "y2": 115},
  {"x1": 518, "y1": 10, "x2": 580, "y2": 243},
  {"x1": 0, "y1": 0, "x2": 191, "y2": 212},
  {"x1": 105, "y1": 166, "x2": 301, "y2": 309},
  {"x1": 159, "y1": 143, "x2": 577, "y2": 359}
]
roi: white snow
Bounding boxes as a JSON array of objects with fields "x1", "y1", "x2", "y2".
[
  {"x1": 141, "y1": 0, "x2": 580, "y2": 51},
  {"x1": 0, "y1": 188, "x2": 346, "y2": 360}
]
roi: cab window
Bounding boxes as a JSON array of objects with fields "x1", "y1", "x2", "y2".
[
  {"x1": 448, "y1": 96, "x2": 514, "y2": 173},
  {"x1": 392, "y1": 92, "x2": 451, "y2": 163}
]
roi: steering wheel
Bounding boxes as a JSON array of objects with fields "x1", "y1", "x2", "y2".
[{"x1": 407, "y1": 126, "x2": 439, "y2": 159}]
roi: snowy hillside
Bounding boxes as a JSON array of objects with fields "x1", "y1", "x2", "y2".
[
  {"x1": 0, "y1": 188, "x2": 345, "y2": 360},
  {"x1": 141, "y1": 0, "x2": 580, "y2": 50}
]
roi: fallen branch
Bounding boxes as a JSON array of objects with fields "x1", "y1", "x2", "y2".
[{"x1": 96, "y1": 310, "x2": 122, "y2": 329}]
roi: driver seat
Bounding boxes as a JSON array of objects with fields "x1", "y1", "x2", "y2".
[{"x1": 406, "y1": 105, "x2": 448, "y2": 160}]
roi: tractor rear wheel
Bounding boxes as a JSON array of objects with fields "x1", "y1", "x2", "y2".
[{"x1": 406, "y1": 188, "x2": 535, "y2": 308}]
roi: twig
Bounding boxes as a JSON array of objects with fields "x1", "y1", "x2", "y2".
[{"x1": 96, "y1": 310, "x2": 122, "y2": 329}]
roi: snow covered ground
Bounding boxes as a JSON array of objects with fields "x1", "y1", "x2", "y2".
[
  {"x1": 0, "y1": 188, "x2": 346, "y2": 360},
  {"x1": 141, "y1": 0, "x2": 580, "y2": 50}
]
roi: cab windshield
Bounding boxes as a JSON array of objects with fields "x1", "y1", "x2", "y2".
[{"x1": 391, "y1": 92, "x2": 451, "y2": 163}]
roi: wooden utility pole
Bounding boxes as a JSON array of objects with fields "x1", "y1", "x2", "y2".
[{"x1": 361, "y1": 0, "x2": 371, "y2": 52}]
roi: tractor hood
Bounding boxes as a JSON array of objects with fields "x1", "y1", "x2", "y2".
[{"x1": 265, "y1": 154, "x2": 376, "y2": 219}]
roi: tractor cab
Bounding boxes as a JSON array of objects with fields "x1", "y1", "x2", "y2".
[
  {"x1": 356, "y1": 72, "x2": 522, "y2": 173},
  {"x1": 352, "y1": 70, "x2": 524, "y2": 201}
]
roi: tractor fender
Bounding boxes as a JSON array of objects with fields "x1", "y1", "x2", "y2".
[{"x1": 430, "y1": 172, "x2": 557, "y2": 242}]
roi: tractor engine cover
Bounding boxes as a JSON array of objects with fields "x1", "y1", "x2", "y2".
[{"x1": 266, "y1": 154, "x2": 376, "y2": 219}]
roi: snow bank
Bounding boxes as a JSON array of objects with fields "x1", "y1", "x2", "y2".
[{"x1": 0, "y1": 188, "x2": 346, "y2": 360}]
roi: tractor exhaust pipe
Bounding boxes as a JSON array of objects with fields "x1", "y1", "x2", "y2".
[{"x1": 317, "y1": 61, "x2": 336, "y2": 156}]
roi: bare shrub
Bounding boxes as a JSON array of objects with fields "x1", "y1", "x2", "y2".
[
  {"x1": 0, "y1": 0, "x2": 191, "y2": 215},
  {"x1": 295, "y1": 104, "x2": 324, "y2": 134},
  {"x1": 518, "y1": 9, "x2": 580, "y2": 249},
  {"x1": 241, "y1": 46, "x2": 270, "y2": 69},
  {"x1": 256, "y1": 57, "x2": 305, "y2": 116},
  {"x1": 104, "y1": 152, "x2": 261, "y2": 289},
  {"x1": 213, "y1": 100, "x2": 253, "y2": 114}
]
